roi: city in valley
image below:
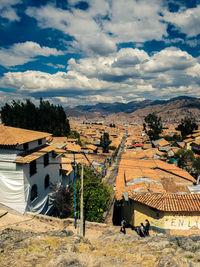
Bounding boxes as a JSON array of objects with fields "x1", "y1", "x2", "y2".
[{"x1": 1, "y1": 0, "x2": 200, "y2": 266}]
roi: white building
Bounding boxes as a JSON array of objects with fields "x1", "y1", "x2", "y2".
[{"x1": 0, "y1": 125, "x2": 64, "y2": 214}]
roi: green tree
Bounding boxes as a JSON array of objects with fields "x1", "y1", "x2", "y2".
[
  {"x1": 144, "y1": 113, "x2": 163, "y2": 140},
  {"x1": 72, "y1": 165, "x2": 112, "y2": 223},
  {"x1": 100, "y1": 132, "x2": 111, "y2": 153},
  {"x1": 163, "y1": 133, "x2": 182, "y2": 146},
  {"x1": 176, "y1": 116, "x2": 198, "y2": 139},
  {"x1": 193, "y1": 157, "x2": 200, "y2": 175},
  {"x1": 0, "y1": 99, "x2": 70, "y2": 136},
  {"x1": 174, "y1": 148, "x2": 195, "y2": 169}
]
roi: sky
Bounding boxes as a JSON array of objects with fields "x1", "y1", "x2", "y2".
[{"x1": 1, "y1": 0, "x2": 200, "y2": 107}]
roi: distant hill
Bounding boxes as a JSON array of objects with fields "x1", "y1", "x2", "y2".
[{"x1": 65, "y1": 96, "x2": 200, "y2": 121}]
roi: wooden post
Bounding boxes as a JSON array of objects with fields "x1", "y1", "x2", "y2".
[{"x1": 80, "y1": 155, "x2": 84, "y2": 236}]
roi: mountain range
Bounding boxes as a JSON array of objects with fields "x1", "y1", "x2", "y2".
[{"x1": 65, "y1": 96, "x2": 200, "y2": 122}]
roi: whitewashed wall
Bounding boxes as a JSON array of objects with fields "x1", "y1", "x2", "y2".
[
  {"x1": 0, "y1": 149, "x2": 26, "y2": 213},
  {"x1": 24, "y1": 152, "x2": 62, "y2": 214},
  {"x1": 18, "y1": 138, "x2": 46, "y2": 151}
]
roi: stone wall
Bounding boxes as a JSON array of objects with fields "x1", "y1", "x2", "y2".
[{"x1": 26, "y1": 212, "x2": 109, "y2": 231}]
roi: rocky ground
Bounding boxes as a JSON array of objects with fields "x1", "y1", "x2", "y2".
[
  {"x1": 1, "y1": 207, "x2": 200, "y2": 266},
  {"x1": 1, "y1": 227, "x2": 200, "y2": 267}
]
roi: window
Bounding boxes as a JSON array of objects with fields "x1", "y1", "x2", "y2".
[
  {"x1": 38, "y1": 139, "x2": 42, "y2": 145},
  {"x1": 23, "y1": 143, "x2": 29, "y2": 150},
  {"x1": 30, "y1": 184, "x2": 38, "y2": 201},
  {"x1": 44, "y1": 174, "x2": 50, "y2": 189},
  {"x1": 44, "y1": 153, "x2": 49, "y2": 167},
  {"x1": 30, "y1": 160, "x2": 37, "y2": 176}
]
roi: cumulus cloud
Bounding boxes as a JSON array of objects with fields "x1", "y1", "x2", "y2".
[
  {"x1": 54, "y1": 94, "x2": 127, "y2": 106},
  {"x1": 0, "y1": 70, "x2": 112, "y2": 93},
  {"x1": 26, "y1": 3, "x2": 116, "y2": 56},
  {"x1": 25, "y1": 0, "x2": 169, "y2": 56},
  {"x1": 143, "y1": 47, "x2": 196, "y2": 73},
  {"x1": 164, "y1": 5, "x2": 200, "y2": 37},
  {"x1": 0, "y1": 0, "x2": 21, "y2": 22},
  {"x1": 104, "y1": 0, "x2": 167, "y2": 43},
  {"x1": 0, "y1": 41, "x2": 64, "y2": 67},
  {"x1": 1, "y1": 46, "x2": 200, "y2": 103}
]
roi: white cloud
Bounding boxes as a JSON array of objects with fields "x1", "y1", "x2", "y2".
[
  {"x1": 164, "y1": 5, "x2": 200, "y2": 37},
  {"x1": 25, "y1": 0, "x2": 168, "y2": 56},
  {"x1": 104, "y1": 0, "x2": 167, "y2": 43},
  {"x1": 0, "y1": 0, "x2": 21, "y2": 22},
  {"x1": 1, "y1": 46, "x2": 200, "y2": 104},
  {"x1": 0, "y1": 90, "x2": 39, "y2": 108},
  {"x1": 46, "y1": 63, "x2": 66, "y2": 69},
  {"x1": 143, "y1": 47, "x2": 196, "y2": 73},
  {"x1": 54, "y1": 94, "x2": 127, "y2": 106},
  {"x1": 0, "y1": 70, "x2": 112, "y2": 93},
  {"x1": 0, "y1": 41, "x2": 64, "y2": 67},
  {"x1": 26, "y1": 3, "x2": 116, "y2": 56}
]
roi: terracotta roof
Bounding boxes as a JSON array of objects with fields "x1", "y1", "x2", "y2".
[
  {"x1": 0, "y1": 125, "x2": 51, "y2": 146},
  {"x1": 47, "y1": 137, "x2": 68, "y2": 144},
  {"x1": 157, "y1": 139, "x2": 170, "y2": 147},
  {"x1": 115, "y1": 152, "x2": 196, "y2": 201},
  {"x1": 184, "y1": 138, "x2": 194, "y2": 143},
  {"x1": 85, "y1": 144, "x2": 98, "y2": 151},
  {"x1": 192, "y1": 139, "x2": 200, "y2": 145},
  {"x1": 129, "y1": 193, "x2": 200, "y2": 212},
  {"x1": 14, "y1": 145, "x2": 64, "y2": 164},
  {"x1": 65, "y1": 142, "x2": 82, "y2": 152}
]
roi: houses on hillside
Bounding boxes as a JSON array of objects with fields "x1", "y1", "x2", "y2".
[
  {"x1": 0, "y1": 125, "x2": 64, "y2": 214},
  {"x1": 114, "y1": 150, "x2": 200, "y2": 233}
]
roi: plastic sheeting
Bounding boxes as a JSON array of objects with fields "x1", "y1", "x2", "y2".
[
  {"x1": 0, "y1": 151, "x2": 27, "y2": 214},
  {"x1": 0, "y1": 151, "x2": 55, "y2": 215}
]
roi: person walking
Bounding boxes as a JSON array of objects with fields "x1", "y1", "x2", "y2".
[{"x1": 145, "y1": 219, "x2": 150, "y2": 236}]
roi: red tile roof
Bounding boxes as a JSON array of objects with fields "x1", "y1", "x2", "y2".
[
  {"x1": 14, "y1": 145, "x2": 64, "y2": 163},
  {"x1": 129, "y1": 193, "x2": 200, "y2": 211},
  {"x1": 0, "y1": 125, "x2": 51, "y2": 146}
]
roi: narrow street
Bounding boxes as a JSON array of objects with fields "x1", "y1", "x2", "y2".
[{"x1": 103, "y1": 133, "x2": 127, "y2": 224}]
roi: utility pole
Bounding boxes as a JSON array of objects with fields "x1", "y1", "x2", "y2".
[
  {"x1": 73, "y1": 153, "x2": 77, "y2": 229},
  {"x1": 80, "y1": 154, "x2": 84, "y2": 236}
]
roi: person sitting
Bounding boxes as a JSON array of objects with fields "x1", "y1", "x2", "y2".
[
  {"x1": 145, "y1": 219, "x2": 150, "y2": 236},
  {"x1": 120, "y1": 219, "x2": 126, "y2": 234},
  {"x1": 139, "y1": 223, "x2": 146, "y2": 237}
]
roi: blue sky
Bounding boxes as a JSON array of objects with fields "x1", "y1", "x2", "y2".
[{"x1": 1, "y1": 0, "x2": 200, "y2": 106}]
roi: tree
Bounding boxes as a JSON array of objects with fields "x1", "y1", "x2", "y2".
[
  {"x1": 176, "y1": 116, "x2": 198, "y2": 139},
  {"x1": 144, "y1": 113, "x2": 163, "y2": 140},
  {"x1": 100, "y1": 132, "x2": 111, "y2": 153},
  {"x1": 174, "y1": 148, "x2": 195, "y2": 170},
  {"x1": 51, "y1": 184, "x2": 73, "y2": 218},
  {"x1": 163, "y1": 133, "x2": 182, "y2": 146},
  {"x1": 0, "y1": 99, "x2": 70, "y2": 136},
  {"x1": 72, "y1": 164, "x2": 112, "y2": 223},
  {"x1": 193, "y1": 157, "x2": 200, "y2": 176}
]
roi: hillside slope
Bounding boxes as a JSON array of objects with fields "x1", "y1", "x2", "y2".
[
  {"x1": 65, "y1": 96, "x2": 200, "y2": 121},
  {"x1": 0, "y1": 209, "x2": 200, "y2": 266},
  {"x1": 1, "y1": 228, "x2": 200, "y2": 266}
]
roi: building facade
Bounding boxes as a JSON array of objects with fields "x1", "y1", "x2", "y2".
[{"x1": 0, "y1": 125, "x2": 63, "y2": 214}]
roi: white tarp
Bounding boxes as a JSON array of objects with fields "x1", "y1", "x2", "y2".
[
  {"x1": 0, "y1": 150, "x2": 59, "y2": 215},
  {"x1": 0, "y1": 151, "x2": 27, "y2": 214}
]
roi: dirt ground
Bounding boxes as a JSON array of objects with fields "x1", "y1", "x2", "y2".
[{"x1": 0, "y1": 208, "x2": 122, "y2": 240}]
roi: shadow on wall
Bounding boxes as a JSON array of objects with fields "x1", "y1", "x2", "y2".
[{"x1": 112, "y1": 200, "x2": 122, "y2": 225}]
